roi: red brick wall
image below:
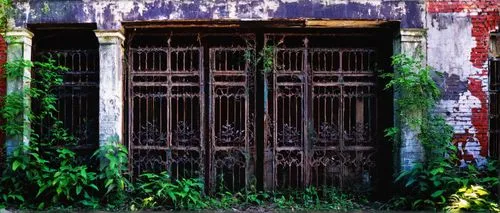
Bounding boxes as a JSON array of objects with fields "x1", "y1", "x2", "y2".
[
  {"x1": 428, "y1": 0, "x2": 499, "y2": 161},
  {"x1": 0, "y1": 35, "x2": 6, "y2": 163}
]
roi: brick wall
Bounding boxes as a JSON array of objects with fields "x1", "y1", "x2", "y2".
[
  {"x1": 427, "y1": 0, "x2": 499, "y2": 165},
  {"x1": 0, "y1": 35, "x2": 6, "y2": 164}
]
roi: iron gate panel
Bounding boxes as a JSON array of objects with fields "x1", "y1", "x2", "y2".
[
  {"x1": 128, "y1": 43, "x2": 205, "y2": 179},
  {"x1": 209, "y1": 41, "x2": 256, "y2": 192},
  {"x1": 265, "y1": 34, "x2": 377, "y2": 189},
  {"x1": 127, "y1": 34, "x2": 256, "y2": 191}
]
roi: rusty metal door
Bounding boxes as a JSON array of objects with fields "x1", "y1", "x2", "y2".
[
  {"x1": 127, "y1": 33, "x2": 255, "y2": 191},
  {"x1": 128, "y1": 35, "x2": 205, "y2": 180},
  {"x1": 265, "y1": 34, "x2": 377, "y2": 190},
  {"x1": 208, "y1": 35, "x2": 256, "y2": 192}
]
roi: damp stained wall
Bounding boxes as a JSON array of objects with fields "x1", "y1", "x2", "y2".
[{"x1": 11, "y1": 0, "x2": 425, "y2": 29}]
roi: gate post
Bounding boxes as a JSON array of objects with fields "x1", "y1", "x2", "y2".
[
  {"x1": 393, "y1": 28, "x2": 427, "y2": 172},
  {"x1": 4, "y1": 28, "x2": 33, "y2": 154},
  {"x1": 94, "y1": 30, "x2": 125, "y2": 145}
]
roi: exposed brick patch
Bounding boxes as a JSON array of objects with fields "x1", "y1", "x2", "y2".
[{"x1": 428, "y1": 0, "x2": 500, "y2": 158}]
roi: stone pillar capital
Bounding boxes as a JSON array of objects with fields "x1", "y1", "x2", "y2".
[
  {"x1": 94, "y1": 30, "x2": 125, "y2": 45},
  {"x1": 399, "y1": 28, "x2": 427, "y2": 42},
  {"x1": 5, "y1": 28, "x2": 33, "y2": 46}
]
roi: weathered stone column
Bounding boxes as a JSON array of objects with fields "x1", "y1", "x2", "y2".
[
  {"x1": 393, "y1": 28, "x2": 427, "y2": 172},
  {"x1": 94, "y1": 30, "x2": 125, "y2": 145},
  {"x1": 4, "y1": 28, "x2": 33, "y2": 154}
]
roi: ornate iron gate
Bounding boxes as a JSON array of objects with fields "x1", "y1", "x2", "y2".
[
  {"x1": 127, "y1": 32, "x2": 379, "y2": 191},
  {"x1": 265, "y1": 34, "x2": 377, "y2": 190},
  {"x1": 128, "y1": 34, "x2": 205, "y2": 179},
  {"x1": 127, "y1": 33, "x2": 256, "y2": 191},
  {"x1": 209, "y1": 34, "x2": 256, "y2": 191}
]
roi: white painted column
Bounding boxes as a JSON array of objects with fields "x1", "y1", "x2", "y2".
[
  {"x1": 94, "y1": 30, "x2": 125, "y2": 145},
  {"x1": 4, "y1": 28, "x2": 33, "y2": 154},
  {"x1": 394, "y1": 28, "x2": 427, "y2": 171}
]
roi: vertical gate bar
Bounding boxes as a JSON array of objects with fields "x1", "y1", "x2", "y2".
[
  {"x1": 200, "y1": 47, "x2": 205, "y2": 183},
  {"x1": 339, "y1": 50, "x2": 345, "y2": 189},
  {"x1": 208, "y1": 48, "x2": 215, "y2": 192},
  {"x1": 303, "y1": 37, "x2": 310, "y2": 187},
  {"x1": 127, "y1": 37, "x2": 133, "y2": 177},
  {"x1": 272, "y1": 38, "x2": 278, "y2": 190},
  {"x1": 244, "y1": 47, "x2": 250, "y2": 192},
  {"x1": 166, "y1": 46, "x2": 172, "y2": 174}
]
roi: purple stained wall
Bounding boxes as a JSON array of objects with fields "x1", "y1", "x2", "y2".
[{"x1": 12, "y1": 0, "x2": 424, "y2": 30}]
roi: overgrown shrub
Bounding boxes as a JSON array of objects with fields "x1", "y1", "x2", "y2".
[
  {"x1": 0, "y1": 58, "x2": 101, "y2": 209},
  {"x1": 92, "y1": 135, "x2": 130, "y2": 208},
  {"x1": 383, "y1": 53, "x2": 499, "y2": 211}
]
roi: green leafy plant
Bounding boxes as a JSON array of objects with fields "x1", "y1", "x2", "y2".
[
  {"x1": 0, "y1": 91, "x2": 26, "y2": 136},
  {"x1": 135, "y1": 172, "x2": 206, "y2": 210},
  {"x1": 320, "y1": 186, "x2": 365, "y2": 210},
  {"x1": 445, "y1": 185, "x2": 500, "y2": 212},
  {"x1": 39, "y1": 148, "x2": 99, "y2": 208},
  {"x1": 259, "y1": 44, "x2": 275, "y2": 74},
  {"x1": 208, "y1": 191, "x2": 241, "y2": 209},
  {"x1": 0, "y1": 58, "x2": 99, "y2": 209},
  {"x1": 245, "y1": 184, "x2": 269, "y2": 206},
  {"x1": 172, "y1": 178, "x2": 207, "y2": 209},
  {"x1": 92, "y1": 135, "x2": 130, "y2": 208},
  {"x1": 0, "y1": 0, "x2": 12, "y2": 32},
  {"x1": 303, "y1": 186, "x2": 320, "y2": 209},
  {"x1": 134, "y1": 172, "x2": 177, "y2": 209},
  {"x1": 273, "y1": 194, "x2": 298, "y2": 210},
  {"x1": 381, "y1": 52, "x2": 440, "y2": 131}
]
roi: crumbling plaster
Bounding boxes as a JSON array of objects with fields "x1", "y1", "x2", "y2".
[
  {"x1": 12, "y1": 0, "x2": 425, "y2": 29},
  {"x1": 427, "y1": 0, "x2": 500, "y2": 165}
]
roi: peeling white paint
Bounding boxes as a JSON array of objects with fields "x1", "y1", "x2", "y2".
[
  {"x1": 438, "y1": 90, "x2": 479, "y2": 134},
  {"x1": 428, "y1": 14, "x2": 476, "y2": 82}
]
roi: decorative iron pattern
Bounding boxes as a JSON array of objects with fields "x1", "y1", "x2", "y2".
[
  {"x1": 489, "y1": 58, "x2": 500, "y2": 159},
  {"x1": 265, "y1": 34, "x2": 377, "y2": 189},
  {"x1": 209, "y1": 40, "x2": 256, "y2": 192},
  {"x1": 128, "y1": 37, "x2": 204, "y2": 180},
  {"x1": 35, "y1": 50, "x2": 100, "y2": 162}
]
